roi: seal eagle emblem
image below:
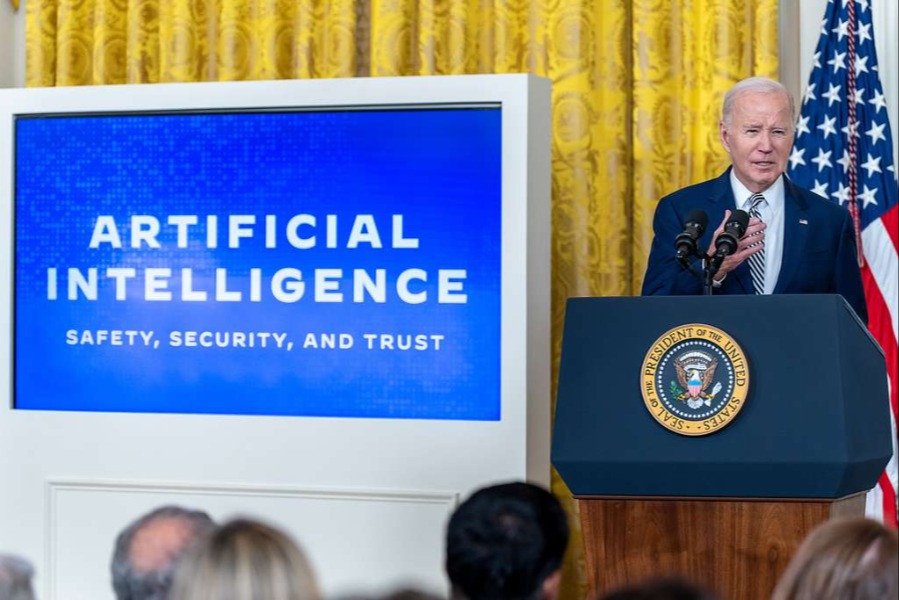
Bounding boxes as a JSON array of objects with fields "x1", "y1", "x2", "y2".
[
  {"x1": 640, "y1": 323, "x2": 750, "y2": 436},
  {"x1": 674, "y1": 351, "x2": 723, "y2": 408}
]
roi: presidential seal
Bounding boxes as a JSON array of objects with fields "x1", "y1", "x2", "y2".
[{"x1": 640, "y1": 324, "x2": 749, "y2": 436}]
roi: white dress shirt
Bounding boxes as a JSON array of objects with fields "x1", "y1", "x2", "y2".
[{"x1": 729, "y1": 171, "x2": 784, "y2": 295}]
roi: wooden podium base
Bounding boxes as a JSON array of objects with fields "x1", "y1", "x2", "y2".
[{"x1": 577, "y1": 494, "x2": 865, "y2": 600}]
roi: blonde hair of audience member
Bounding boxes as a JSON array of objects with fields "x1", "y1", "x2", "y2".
[
  {"x1": 771, "y1": 517, "x2": 898, "y2": 600},
  {"x1": 169, "y1": 518, "x2": 320, "y2": 600}
]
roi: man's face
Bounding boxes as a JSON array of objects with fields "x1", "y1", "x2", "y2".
[{"x1": 719, "y1": 91, "x2": 794, "y2": 193}]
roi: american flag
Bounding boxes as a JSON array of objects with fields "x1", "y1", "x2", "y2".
[{"x1": 786, "y1": 0, "x2": 898, "y2": 527}]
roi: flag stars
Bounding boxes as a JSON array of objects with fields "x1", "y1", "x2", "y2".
[
  {"x1": 861, "y1": 153, "x2": 882, "y2": 177},
  {"x1": 866, "y1": 121, "x2": 887, "y2": 145},
  {"x1": 796, "y1": 115, "x2": 811, "y2": 137},
  {"x1": 832, "y1": 18, "x2": 850, "y2": 41},
  {"x1": 811, "y1": 148, "x2": 833, "y2": 172},
  {"x1": 857, "y1": 21, "x2": 872, "y2": 44},
  {"x1": 811, "y1": 180, "x2": 829, "y2": 198},
  {"x1": 818, "y1": 114, "x2": 837, "y2": 139},
  {"x1": 828, "y1": 50, "x2": 847, "y2": 74},
  {"x1": 789, "y1": 0, "x2": 895, "y2": 242},
  {"x1": 822, "y1": 83, "x2": 842, "y2": 106},
  {"x1": 858, "y1": 185, "x2": 878, "y2": 209},
  {"x1": 832, "y1": 181, "x2": 851, "y2": 205},
  {"x1": 870, "y1": 89, "x2": 887, "y2": 113},
  {"x1": 841, "y1": 121, "x2": 861, "y2": 139},
  {"x1": 789, "y1": 147, "x2": 807, "y2": 169},
  {"x1": 804, "y1": 82, "x2": 817, "y2": 103},
  {"x1": 836, "y1": 149, "x2": 852, "y2": 172}
]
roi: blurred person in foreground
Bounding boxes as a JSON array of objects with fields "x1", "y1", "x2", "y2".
[
  {"x1": 599, "y1": 577, "x2": 717, "y2": 600},
  {"x1": 335, "y1": 588, "x2": 444, "y2": 600},
  {"x1": 771, "y1": 517, "x2": 897, "y2": 600},
  {"x1": 111, "y1": 505, "x2": 215, "y2": 600},
  {"x1": 169, "y1": 517, "x2": 320, "y2": 600},
  {"x1": 0, "y1": 554, "x2": 35, "y2": 600},
  {"x1": 445, "y1": 482, "x2": 569, "y2": 600}
]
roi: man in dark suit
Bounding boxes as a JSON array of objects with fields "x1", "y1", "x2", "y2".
[{"x1": 641, "y1": 77, "x2": 867, "y2": 324}]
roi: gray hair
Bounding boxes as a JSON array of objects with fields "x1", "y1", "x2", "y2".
[
  {"x1": 0, "y1": 554, "x2": 35, "y2": 600},
  {"x1": 112, "y1": 505, "x2": 215, "y2": 600},
  {"x1": 722, "y1": 77, "x2": 796, "y2": 126}
]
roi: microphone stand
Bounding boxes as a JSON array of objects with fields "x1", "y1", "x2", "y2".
[
  {"x1": 678, "y1": 251, "x2": 716, "y2": 296},
  {"x1": 702, "y1": 254, "x2": 718, "y2": 296}
]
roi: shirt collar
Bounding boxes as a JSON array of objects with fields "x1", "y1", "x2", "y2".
[{"x1": 729, "y1": 170, "x2": 785, "y2": 211}]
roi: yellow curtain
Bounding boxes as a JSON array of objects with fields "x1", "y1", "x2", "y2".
[{"x1": 25, "y1": 1, "x2": 778, "y2": 597}]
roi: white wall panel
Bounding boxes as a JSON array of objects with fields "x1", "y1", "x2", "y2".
[{"x1": 47, "y1": 480, "x2": 457, "y2": 599}]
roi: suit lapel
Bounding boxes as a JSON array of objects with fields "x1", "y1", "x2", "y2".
[{"x1": 774, "y1": 177, "x2": 810, "y2": 293}]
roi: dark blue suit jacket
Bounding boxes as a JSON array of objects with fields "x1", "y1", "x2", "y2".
[{"x1": 641, "y1": 169, "x2": 868, "y2": 324}]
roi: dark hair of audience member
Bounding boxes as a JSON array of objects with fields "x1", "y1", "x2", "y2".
[
  {"x1": 168, "y1": 517, "x2": 320, "y2": 600},
  {"x1": 0, "y1": 554, "x2": 36, "y2": 600},
  {"x1": 770, "y1": 516, "x2": 898, "y2": 600},
  {"x1": 599, "y1": 577, "x2": 718, "y2": 600},
  {"x1": 336, "y1": 588, "x2": 445, "y2": 600},
  {"x1": 445, "y1": 481, "x2": 569, "y2": 600},
  {"x1": 380, "y1": 588, "x2": 444, "y2": 600},
  {"x1": 111, "y1": 505, "x2": 215, "y2": 600}
]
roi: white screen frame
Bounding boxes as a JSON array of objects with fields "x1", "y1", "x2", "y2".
[{"x1": 0, "y1": 74, "x2": 551, "y2": 599}]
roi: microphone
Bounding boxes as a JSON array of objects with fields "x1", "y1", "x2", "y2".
[
  {"x1": 709, "y1": 210, "x2": 750, "y2": 269},
  {"x1": 675, "y1": 209, "x2": 709, "y2": 260}
]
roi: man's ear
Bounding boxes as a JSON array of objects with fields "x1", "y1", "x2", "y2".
[
  {"x1": 540, "y1": 569, "x2": 562, "y2": 600},
  {"x1": 719, "y1": 120, "x2": 731, "y2": 152}
]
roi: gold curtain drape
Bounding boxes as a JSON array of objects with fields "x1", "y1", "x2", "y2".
[{"x1": 25, "y1": 1, "x2": 778, "y2": 597}]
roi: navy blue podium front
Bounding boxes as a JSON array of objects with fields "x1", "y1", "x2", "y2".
[{"x1": 551, "y1": 294, "x2": 891, "y2": 599}]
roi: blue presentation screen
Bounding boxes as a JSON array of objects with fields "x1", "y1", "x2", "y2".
[{"x1": 14, "y1": 107, "x2": 502, "y2": 419}]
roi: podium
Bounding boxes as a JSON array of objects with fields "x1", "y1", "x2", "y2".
[{"x1": 551, "y1": 295, "x2": 891, "y2": 600}]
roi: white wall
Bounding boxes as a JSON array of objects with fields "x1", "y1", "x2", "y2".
[
  {"x1": 0, "y1": 0, "x2": 25, "y2": 88},
  {"x1": 0, "y1": 1, "x2": 15, "y2": 87}
]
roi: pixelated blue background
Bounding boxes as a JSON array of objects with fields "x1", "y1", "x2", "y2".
[{"x1": 15, "y1": 108, "x2": 502, "y2": 419}]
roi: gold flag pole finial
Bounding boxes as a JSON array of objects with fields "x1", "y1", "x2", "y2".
[{"x1": 10, "y1": 0, "x2": 20, "y2": 11}]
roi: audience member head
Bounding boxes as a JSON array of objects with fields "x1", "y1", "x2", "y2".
[
  {"x1": 445, "y1": 481, "x2": 569, "y2": 600},
  {"x1": 111, "y1": 505, "x2": 216, "y2": 600},
  {"x1": 599, "y1": 577, "x2": 717, "y2": 600},
  {"x1": 380, "y1": 588, "x2": 444, "y2": 600},
  {"x1": 0, "y1": 554, "x2": 35, "y2": 600},
  {"x1": 333, "y1": 586, "x2": 444, "y2": 600},
  {"x1": 771, "y1": 516, "x2": 898, "y2": 600},
  {"x1": 169, "y1": 517, "x2": 320, "y2": 600}
]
